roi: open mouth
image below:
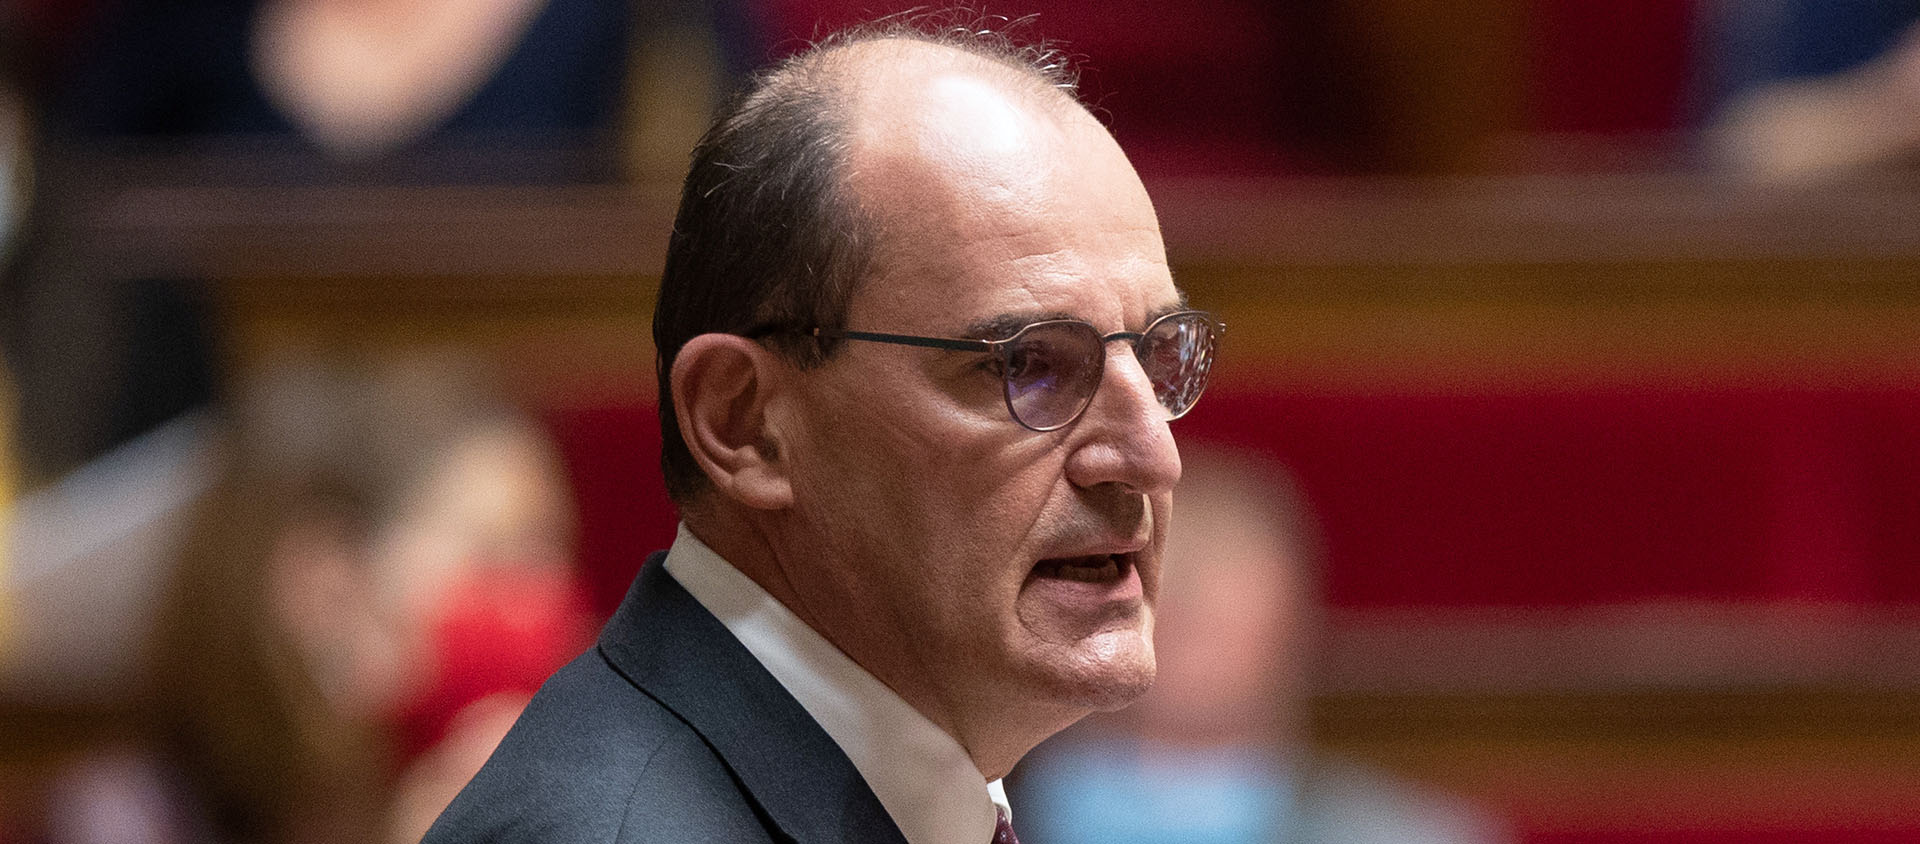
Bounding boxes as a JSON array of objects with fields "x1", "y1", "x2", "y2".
[{"x1": 1032, "y1": 553, "x2": 1134, "y2": 584}]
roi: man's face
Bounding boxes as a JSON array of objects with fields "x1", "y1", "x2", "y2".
[{"x1": 772, "y1": 63, "x2": 1184, "y2": 741}]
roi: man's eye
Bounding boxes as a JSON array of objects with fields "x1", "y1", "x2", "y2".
[
  {"x1": 978, "y1": 350, "x2": 1032, "y2": 381},
  {"x1": 1004, "y1": 346, "x2": 1055, "y2": 385}
]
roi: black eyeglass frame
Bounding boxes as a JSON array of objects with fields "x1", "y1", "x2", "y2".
[{"x1": 806, "y1": 309, "x2": 1224, "y2": 432}]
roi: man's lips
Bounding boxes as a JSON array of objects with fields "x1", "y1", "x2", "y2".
[
  {"x1": 1031, "y1": 552, "x2": 1135, "y2": 584},
  {"x1": 1021, "y1": 549, "x2": 1146, "y2": 633}
]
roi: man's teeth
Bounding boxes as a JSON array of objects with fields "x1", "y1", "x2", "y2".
[{"x1": 1053, "y1": 555, "x2": 1121, "y2": 582}]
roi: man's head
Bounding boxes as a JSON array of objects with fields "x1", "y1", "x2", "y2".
[
  {"x1": 655, "y1": 17, "x2": 1201, "y2": 778},
  {"x1": 653, "y1": 18, "x2": 1082, "y2": 502}
]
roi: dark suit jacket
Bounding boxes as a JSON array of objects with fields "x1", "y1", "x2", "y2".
[{"x1": 421, "y1": 554, "x2": 911, "y2": 843}]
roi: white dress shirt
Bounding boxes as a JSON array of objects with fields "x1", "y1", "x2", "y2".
[{"x1": 663, "y1": 524, "x2": 1011, "y2": 844}]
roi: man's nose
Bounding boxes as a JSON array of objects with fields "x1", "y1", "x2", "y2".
[{"x1": 1062, "y1": 346, "x2": 1183, "y2": 495}]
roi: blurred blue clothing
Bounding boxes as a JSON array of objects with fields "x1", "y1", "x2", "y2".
[
  {"x1": 1020, "y1": 741, "x2": 1294, "y2": 844},
  {"x1": 1700, "y1": 0, "x2": 1920, "y2": 117},
  {"x1": 1015, "y1": 738, "x2": 1511, "y2": 844},
  {"x1": 45, "y1": 0, "x2": 757, "y2": 183}
]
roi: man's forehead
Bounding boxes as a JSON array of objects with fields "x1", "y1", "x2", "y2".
[{"x1": 822, "y1": 36, "x2": 1174, "y2": 334}]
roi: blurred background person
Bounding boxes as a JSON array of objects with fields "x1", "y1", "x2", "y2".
[
  {"x1": 40, "y1": 0, "x2": 758, "y2": 182},
  {"x1": 3, "y1": 0, "x2": 763, "y2": 509},
  {"x1": 1015, "y1": 444, "x2": 1512, "y2": 844},
  {"x1": 9, "y1": 353, "x2": 592, "y2": 844},
  {"x1": 1699, "y1": 0, "x2": 1920, "y2": 182}
]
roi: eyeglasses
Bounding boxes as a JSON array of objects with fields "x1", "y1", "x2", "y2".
[{"x1": 810, "y1": 310, "x2": 1223, "y2": 431}]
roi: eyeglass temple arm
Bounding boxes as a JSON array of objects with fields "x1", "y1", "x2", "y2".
[{"x1": 811, "y1": 327, "x2": 994, "y2": 353}]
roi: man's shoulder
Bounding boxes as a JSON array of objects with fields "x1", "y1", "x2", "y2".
[{"x1": 421, "y1": 646, "x2": 775, "y2": 844}]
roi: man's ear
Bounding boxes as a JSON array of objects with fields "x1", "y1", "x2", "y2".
[{"x1": 670, "y1": 333, "x2": 795, "y2": 510}]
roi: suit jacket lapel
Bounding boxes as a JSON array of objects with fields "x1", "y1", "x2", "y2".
[{"x1": 598, "y1": 556, "x2": 910, "y2": 844}]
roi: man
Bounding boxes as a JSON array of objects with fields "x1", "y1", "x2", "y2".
[{"x1": 426, "y1": 15, "x2": 1221, "y2": 843}]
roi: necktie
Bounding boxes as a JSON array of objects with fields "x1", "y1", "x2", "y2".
[{"x1": 993, "y1": 806, "x2": 1020, "y2": 844}]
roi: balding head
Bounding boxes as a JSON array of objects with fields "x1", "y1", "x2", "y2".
[
  {"x1": 836, "y1": 40, "x2": 1154, "y2": 293},
  {"x1": 654, "y1": 19, "x2": 1094, "y2": 505}
]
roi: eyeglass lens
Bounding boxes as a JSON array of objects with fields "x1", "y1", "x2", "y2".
[
  {"x1": 1003, "y1": 322, "x2": 1104, "y2": 430},
  {"x1": 1001, "y1": 312, "x2": 1217, "y2": 431}
]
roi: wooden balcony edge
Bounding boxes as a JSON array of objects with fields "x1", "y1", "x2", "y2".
[
  {"x1": 1320, "y1": 601, "x2": 1920, "y2": 696},
  {"x1": 30, "y1": 164, "x2": 1920, "y2": 287}
]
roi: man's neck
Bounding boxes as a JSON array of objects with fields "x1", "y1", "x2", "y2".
[
  {"x1": 679, "y1": 512, "x2": 1084, "y2": 781},
  {"x1": 661, "y1": 525, "x2": 1010, "y2": 844}
]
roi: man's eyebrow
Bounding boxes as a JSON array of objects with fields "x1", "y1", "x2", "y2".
[
  {"x1": 957, "y1": 297, "x2": 1194, "y2": 341},
  {"x1": 959, "y1": 311, "x2": 1077, "y2": 341}
]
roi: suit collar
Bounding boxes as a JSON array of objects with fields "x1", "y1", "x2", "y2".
[
  {"x1": 662, "y1": 527, "x2": 1007, "y2": 844},
  {"x1": 598, "y1": 555, "x2": 909, "y2": 844}
]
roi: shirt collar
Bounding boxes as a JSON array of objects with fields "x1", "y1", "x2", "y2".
[{"x1": 663, "y1": 523, "x2": 1010, "y2": 844}]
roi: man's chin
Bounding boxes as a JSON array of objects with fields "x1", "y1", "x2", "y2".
[
  {"x1": 1031, "y1": 631, "x2": 1156, "y2": 713},
  {"x1": 1079, "y1": 661, "x2": 1157, "y2": 713}
]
